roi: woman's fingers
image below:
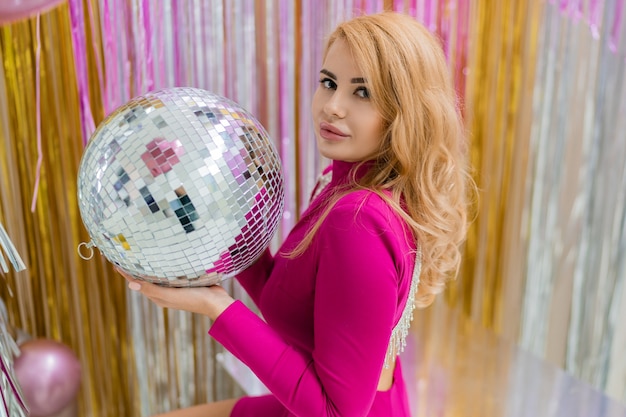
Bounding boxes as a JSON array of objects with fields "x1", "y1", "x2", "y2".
[
  {"x1": 113, "y1": 266, "x2": 149, "y2": 291},
  {"x1": 113, "y1": 266, "x2": 134, "y2": 281}
]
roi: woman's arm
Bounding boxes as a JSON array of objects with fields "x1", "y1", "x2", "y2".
[{"x1": 234, "y1": 248, "x2": 274, "y2": 307}]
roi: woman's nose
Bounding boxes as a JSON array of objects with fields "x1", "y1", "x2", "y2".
[{"x1": 323, "y1": 92, "x2": 347, "y2": 119}]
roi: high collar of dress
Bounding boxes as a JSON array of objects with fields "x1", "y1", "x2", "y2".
[{"x1": 330, "y1": 160, "x2": 375, "y2": 187}]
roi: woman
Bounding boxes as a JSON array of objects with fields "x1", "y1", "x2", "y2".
[{"x1": 120, "y1": 11, "x2": 471, "y2": 417}]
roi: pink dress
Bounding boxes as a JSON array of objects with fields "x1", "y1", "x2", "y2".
[{"x1": 209, "y1": 160, "x2": 416, "y2": 416}]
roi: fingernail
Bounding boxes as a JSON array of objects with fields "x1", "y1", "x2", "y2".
[{"x1": 128, "y1": 282, "x2": 141, "y2": 291}]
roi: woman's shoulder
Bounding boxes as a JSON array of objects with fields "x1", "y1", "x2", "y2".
[
  {"x1": 318, "y1": 189, "x2": 413, "y2": 254},
  {"x1": 333, "y1": 188, "x2": 391, "y2": 211},
  {"x1": 326, "y1": 189, "x2": 402, "y2": 229}
]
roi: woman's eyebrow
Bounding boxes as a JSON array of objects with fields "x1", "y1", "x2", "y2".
[
  {"x1": 320, "y1": 69, "x2": 336, "y2": 79},
  {"x1": 320, "y1": 69, "x2": 366, "y2": 84}
]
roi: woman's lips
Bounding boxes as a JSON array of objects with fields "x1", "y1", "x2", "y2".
[{"x1": 319, "y1": 122, "x2": 349, "y2": 141}]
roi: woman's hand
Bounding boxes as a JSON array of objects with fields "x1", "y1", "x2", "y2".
[{"x1": 115, "y1": 268, "x2": 235, "y2": 321}]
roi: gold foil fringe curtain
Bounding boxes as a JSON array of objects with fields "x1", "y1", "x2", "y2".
[
  {"x1": 0, "y1": 0, "x2": 625, "y2": 416},
  {"x1": 0, "y1": 5, "x2": 133, "y2": 416},
  {"x1": 451, "y1": 0, "x2": 544, "y2": 336}
]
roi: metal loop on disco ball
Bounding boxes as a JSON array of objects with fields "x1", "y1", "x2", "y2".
[{"x1": 77, "y1": 87, "x2": 284, "y2": 287}]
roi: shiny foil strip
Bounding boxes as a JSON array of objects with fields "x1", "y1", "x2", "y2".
[
  {"x1": 0, "y1": 230, "x2": 27, "y2": 417},
  {"x1": 0, "y1": 224, "x2": 25, "y2": 274},
  {"x1": 0, "y1": 320, "x2": 27, "y2": 417}
]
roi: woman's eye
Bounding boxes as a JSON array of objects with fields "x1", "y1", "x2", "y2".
[
  {"x1": 319, "y1": 78, "x2": 337, "y2": 90},
  {"x1": 355, "y1": 87, "x2": 370, "y2": 99}
]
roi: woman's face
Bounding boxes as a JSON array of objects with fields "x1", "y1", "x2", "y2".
[{"x1": 311, "y1": 39, "x2": 384, "y2": 163}]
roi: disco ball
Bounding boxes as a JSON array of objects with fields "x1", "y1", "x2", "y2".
[{"x1": 77, "y1": 87, "x2": 284, "y2": 286}]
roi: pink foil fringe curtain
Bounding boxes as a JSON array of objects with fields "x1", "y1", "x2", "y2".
[
  {"x1": 68, "y1": 0, "x2": 96, "y2": 145},
  {"x1": 91, "y1": 0, "x2": 474, "y2": 235}
]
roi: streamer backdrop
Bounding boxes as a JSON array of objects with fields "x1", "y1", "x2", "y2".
[{"x1": 0, "y1": 0, "x2": 624, "y2": 415}]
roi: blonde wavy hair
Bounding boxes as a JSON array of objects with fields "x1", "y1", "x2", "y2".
[{"x1": 291, "y1": 12, "x2": 473, "y2": 308}]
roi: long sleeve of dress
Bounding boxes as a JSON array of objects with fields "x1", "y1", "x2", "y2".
[
  {"x1": 234, "y1": 248, "x2": 274, "y2": 307},
  {"x1": 209, "y1": 194, "x2": 407, "y2": 417}
]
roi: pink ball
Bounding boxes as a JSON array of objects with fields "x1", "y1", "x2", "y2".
[
  {"x1": 0, "y1": 0, "x2": 65, "y2": 24},
  {"x1": 14, "y1": 338, "x2": 82, "y2": 417}
]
